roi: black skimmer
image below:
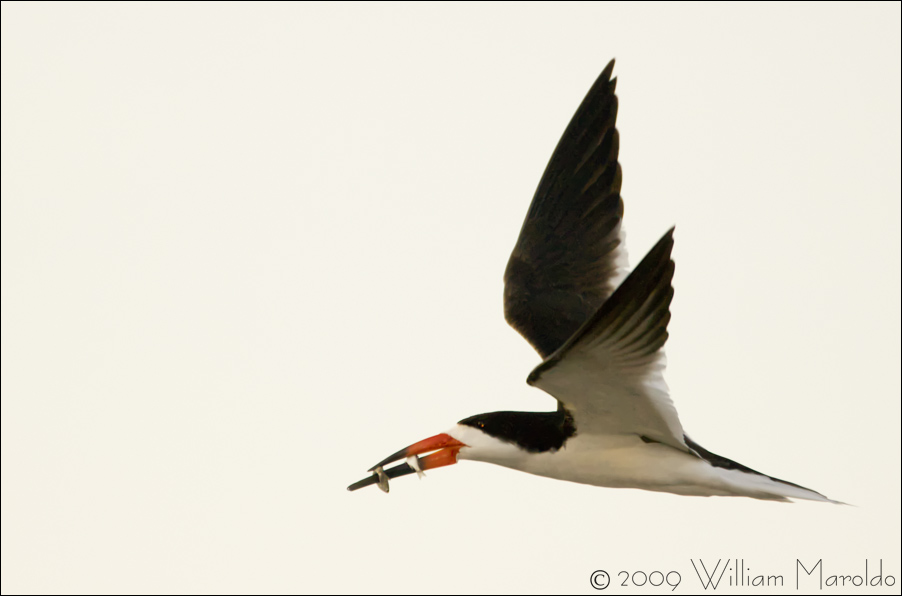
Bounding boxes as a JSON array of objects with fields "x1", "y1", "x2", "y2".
[{"x1": 348, "y1": 60, "x2": 838, "y2": 503}]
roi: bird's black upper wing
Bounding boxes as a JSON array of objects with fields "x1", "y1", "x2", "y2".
[{"x1": 504, "y1": 60, "x2": 628, "y2": 358}]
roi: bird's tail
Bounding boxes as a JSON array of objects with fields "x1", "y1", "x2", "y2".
[
  {"x1": 711, "y1": 465, "x2": 844, "y2": 504},
  {"x1": 684, "y1": 436, "x2": 843, "y2": 504}
]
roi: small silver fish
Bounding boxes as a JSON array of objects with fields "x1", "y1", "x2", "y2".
[
  {"x1": 374, "y1": 465, "x2": 390, "y2": 493},
  {"x1": 406, "y1": 455, "x2": 425, "y2": 479}
]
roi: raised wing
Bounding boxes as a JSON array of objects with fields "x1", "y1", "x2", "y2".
[
  {"x1": 504, "y1": 59, "x2": 628, "y2": 358},
  {"x1": 526, "y1": 228, "x2": 688, "y2": 451}
]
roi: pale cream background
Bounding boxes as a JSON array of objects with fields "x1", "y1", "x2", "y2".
[{"x1": 2, "y1": 3, "x2": 900, "y2": 594}]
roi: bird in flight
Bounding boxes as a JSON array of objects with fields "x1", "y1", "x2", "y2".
[{"x1": 348, "y1": 60, "x2": 838, "y2": 503}]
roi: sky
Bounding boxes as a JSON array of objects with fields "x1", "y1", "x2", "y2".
[{"x1": 2, "y1": 2, "x2": 900, "y2": 594}]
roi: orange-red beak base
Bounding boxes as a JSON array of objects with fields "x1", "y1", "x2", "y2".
[{"x1": 368, "y1": 433, "x2": 466, "y2": 471}]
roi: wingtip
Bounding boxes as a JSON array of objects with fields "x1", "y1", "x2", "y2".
[
  {"x1": 652, "y1": 226, "x2": 676, "y2": 256},
  {"x1": 598, "y1": 58, "x2": 617, "y2": 88},
  {"x1": 660, "y1": 226, "x2": 676, "y2": 255}
]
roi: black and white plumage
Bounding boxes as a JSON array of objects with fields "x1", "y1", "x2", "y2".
[{"x1": 348, "y1": 60, "x2": 838, "y2": 503}]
